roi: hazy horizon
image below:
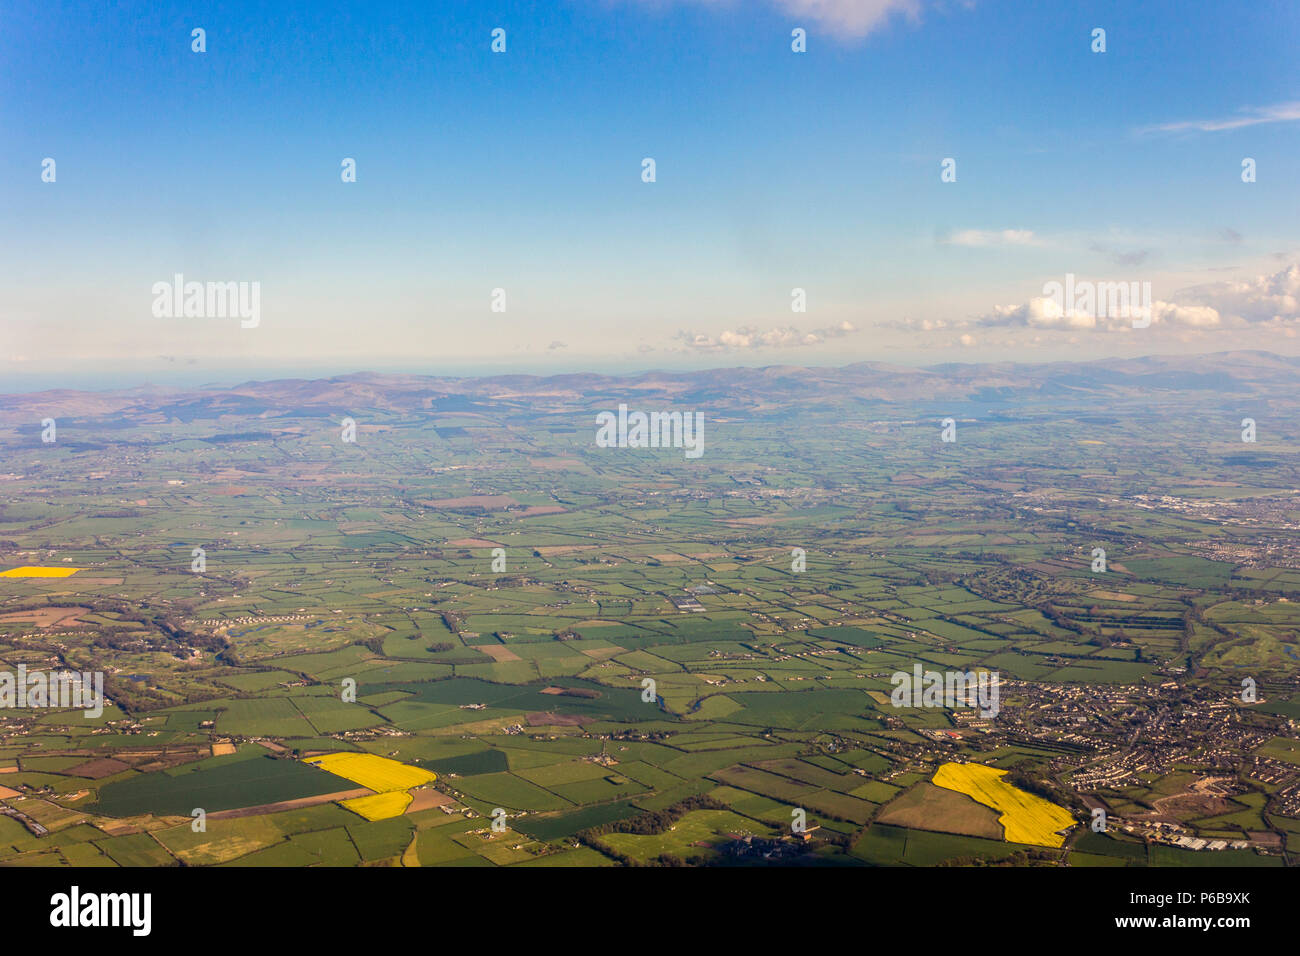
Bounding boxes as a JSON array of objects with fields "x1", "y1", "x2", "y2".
[{"x1": 2, "y1": 345, "x2": 1297, "y2": 396}]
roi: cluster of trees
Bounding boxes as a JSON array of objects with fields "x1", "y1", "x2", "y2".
[
  {"x1": 577, "y1": 795, "x2": 729, "y2": 865},
  {"x1": 581, "y1": 794, "x2": 728, "y2": 840},
  {"x1": 8, "y1": 600, "x2": 235, "y2": 714},
  {"x1": 1089, "y1": 628, "x2": 1115, "y2": 648},
  {"x1": 1035, "y1": 602, "x2": 1091, "y2": 638},
  {"x1": 936, "y1": 848, "x2": 1057, "y2": 867},
  {"x1": 97, "y1": 673, "x2": 180, "y2": 712},
  {"x1": 86, "y1": 603, "x2": 229, "y2": 656},
  {"x1": 1003, "y1": 768, "x2": 1081, "y2": 814}
]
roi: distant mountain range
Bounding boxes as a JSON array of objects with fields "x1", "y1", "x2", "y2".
[{"x1": 2, "y1": 351, "x2": 1296, "y2": 425}]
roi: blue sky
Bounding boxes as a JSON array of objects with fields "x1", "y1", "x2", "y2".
[{"x1": 2, "y1": 0, "x2": 1298, "y2": 386}]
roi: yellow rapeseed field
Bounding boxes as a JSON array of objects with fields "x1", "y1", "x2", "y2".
[
  {"x1": 932, "y1": 761, "x2": 1074, "y2": 847},
  {"x1": 339, "y1": 791, "x2": 413, "y2": 821},
  {"x1": 0, "y1": 566, "x2": 82, "y2": 578},
  {"x1": 303, "y1": 752, "x2": 434, "y2": 792}
]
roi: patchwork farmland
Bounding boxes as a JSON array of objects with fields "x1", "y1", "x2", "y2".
[{"x1": 0, "y1": 357, "x2": 1297, "y2": 867}]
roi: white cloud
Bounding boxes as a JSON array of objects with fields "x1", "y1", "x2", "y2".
[
  {"x1": 677, "y1": 320, "x2": 857, "y2": 351},
  {"x1": 609, "y1": 0, "x2": 924, "y2": 38},
  {"x1": 981, "y1": 296, "x2": 1108, "y2": 330},
  {"x1": 941, "y1": 228, "x2": 1040, "y2": 248},
  {"x1": 975, "y1": 296, "x2": 1219, "y2": 332},
  {"x1": 1184, "y1": 263, "x2": 1300, "y2": 324},
  {"x1": 1151, "y1": 301, "x2": 1220, "y2": 328},
  {"x1": 771, "y1": 0, "x2": 921, "y2": 38},
  {"x1": 1144, "y1": 101, "x2": 1300, "y2": 134},
  {"x1": 969, "y1": 264, "x2": 1300, "y2": 333}
]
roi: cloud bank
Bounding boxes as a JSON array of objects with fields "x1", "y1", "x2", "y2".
[
  {"x1": 971, "y1": 264, "x2": 1300, "y2": 332},
  {"x1": 676, "y1": 320, "x2": 858, "y2": 351}
]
